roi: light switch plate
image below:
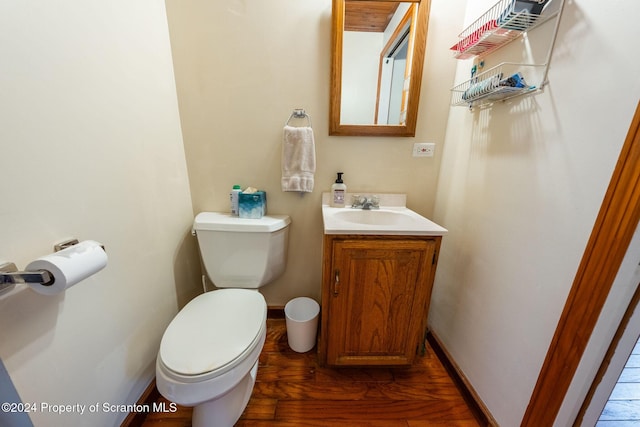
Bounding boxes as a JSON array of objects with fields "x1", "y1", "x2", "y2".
[{"x1": 413, "y1": 142, "x2": 435, "y2": 157}]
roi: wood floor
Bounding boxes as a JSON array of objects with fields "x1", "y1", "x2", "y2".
[
  {"x1": 141, "y1": 318, "x2": 482, "y2": 427},
  {"x1": 598, "y1": 338, "x2": 640, "y2": 426}
]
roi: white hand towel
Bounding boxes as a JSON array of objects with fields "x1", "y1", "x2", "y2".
[{"x1": 282, "y1": 125, "x2": 316, "y2": 192}]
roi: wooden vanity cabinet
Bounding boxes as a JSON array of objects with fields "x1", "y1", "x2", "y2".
[{"x1": 318, "y1": 234, "x2": 441, "y2": 366}]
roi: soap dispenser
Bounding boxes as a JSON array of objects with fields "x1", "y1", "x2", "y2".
[{"x1": 331, "y1": 172, "x2": 347, "y2": 208}]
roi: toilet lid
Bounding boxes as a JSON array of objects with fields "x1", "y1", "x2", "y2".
[{"x1": 159, "y1": 289, "x2": 266, "y2": 376}]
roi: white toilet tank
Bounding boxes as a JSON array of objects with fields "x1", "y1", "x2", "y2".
[{"x1": 193, "y1": 212, "x2": 290, "y2": 289}]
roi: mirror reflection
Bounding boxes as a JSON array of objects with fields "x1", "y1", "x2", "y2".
[
  {"x1": 341, "y1": 3, "x2": 414, "y2": 125},
  {"x1": 330, "y1": 0, "x2": 429, "y2": 137}
]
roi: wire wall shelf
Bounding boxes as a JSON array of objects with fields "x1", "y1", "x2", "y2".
[
  {"x1": 449, "y1": 0, "x2": 565, "y2": 109},
  {"x1": 451, "y1": 62, "x2": 544, "y2": 108},
  {"x1": 450, "y1": 0, "x2": 559, "y2": 60}
]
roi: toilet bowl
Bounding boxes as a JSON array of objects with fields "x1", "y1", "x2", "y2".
[
  {"x1": 156, "y1": 213, "x2": 290, "y2": 427},
  {"x1": 156, "y1": 289, "x2": 266, "y2": 426}
]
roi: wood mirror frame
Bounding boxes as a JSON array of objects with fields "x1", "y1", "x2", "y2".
[{"x1": 329, "y1": 0, "x2": 430, "y2": 137}]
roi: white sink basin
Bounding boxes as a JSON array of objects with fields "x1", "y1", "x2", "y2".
[
  {"x1": 332, "y1": 209, "x2": 415, "y2": 226},
  {"x1": 322, "y1": 193, "x2": 447, "y2": 236}
]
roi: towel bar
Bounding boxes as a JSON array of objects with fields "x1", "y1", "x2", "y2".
[{"x1": 285, "y1": 109, "x2": 312, "y2": 127}]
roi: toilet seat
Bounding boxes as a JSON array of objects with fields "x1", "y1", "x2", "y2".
[{"x1": 159, "y1": 289, "x2": 267, "y2": 383}]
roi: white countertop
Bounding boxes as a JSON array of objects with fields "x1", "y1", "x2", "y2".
[{"x1": 321, "y1": 193, "x2": 448, "y2": 236}]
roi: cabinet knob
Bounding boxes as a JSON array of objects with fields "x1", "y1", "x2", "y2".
[{"x1": 333, "y1": 269, "x2": 340, "y2": 296}]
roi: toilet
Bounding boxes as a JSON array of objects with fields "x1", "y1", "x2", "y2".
[{"x1": 156, "y1": 212, "x2": 290, "y2": 427}]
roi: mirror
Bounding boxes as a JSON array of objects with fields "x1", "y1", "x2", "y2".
[{"x1": 330, "y1": 0, "x2": 430, "y2": 137}]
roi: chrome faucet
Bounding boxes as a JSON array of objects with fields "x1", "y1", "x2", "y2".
[{"x1": 351, "y1": 195, "x2": 380, "y2": 210}]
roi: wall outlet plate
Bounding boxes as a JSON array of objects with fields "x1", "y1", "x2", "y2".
[{"x1": 413, "y1": 142, "x2": 435, "y2": 157}]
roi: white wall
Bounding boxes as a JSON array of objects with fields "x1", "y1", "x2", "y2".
[
  {"x1": 431, "y1": 0, "x2": 640, "y2": 425},
  {"x1": 0, "y1": 1, "x2": 200, "y2": 426},
  {"x1": 342, "y1": 31, "x2": 382, "y2": 124},
  {"x1": 164, "y1": 0, "x2": 465, "y2": 306}
]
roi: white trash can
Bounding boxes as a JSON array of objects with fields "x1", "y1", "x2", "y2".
[{"x1": 284, "y1": 297, "x2": 320, "y2": 353}]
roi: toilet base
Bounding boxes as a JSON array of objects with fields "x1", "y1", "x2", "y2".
[{"x1": 191, "y1": 360, "x2": 258, "y2": 427}]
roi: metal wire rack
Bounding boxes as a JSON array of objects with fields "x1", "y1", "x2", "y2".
[
  {"x1": 451, "y1": 62, "x2": 544, "y2": 108},
  {"x1": 449, "y1": 0, "x2": 565, "y2": 109},
  {"x1": 451, "y1": 0, "x2": 557, "y2": 59}
]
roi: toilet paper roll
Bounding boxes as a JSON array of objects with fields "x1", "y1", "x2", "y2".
[{"x1": 25, "y1": 240, "x2": 108, "y2": 295}]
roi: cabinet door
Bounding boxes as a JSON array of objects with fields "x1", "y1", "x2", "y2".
[{"x1": 326, "y1": 238, "x2": 436, "y2": 366}]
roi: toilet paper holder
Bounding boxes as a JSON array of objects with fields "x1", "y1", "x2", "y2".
[
  {"x1": 0, "y1": 238, "x2": 103, "y2": 294},
  {"x1": 0, "y1": 262, "x2": 54, "y2": 294}
]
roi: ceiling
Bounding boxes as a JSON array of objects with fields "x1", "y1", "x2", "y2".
[{"x1": 344, "y1": 1, "x2": 400, "y2": 32}]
